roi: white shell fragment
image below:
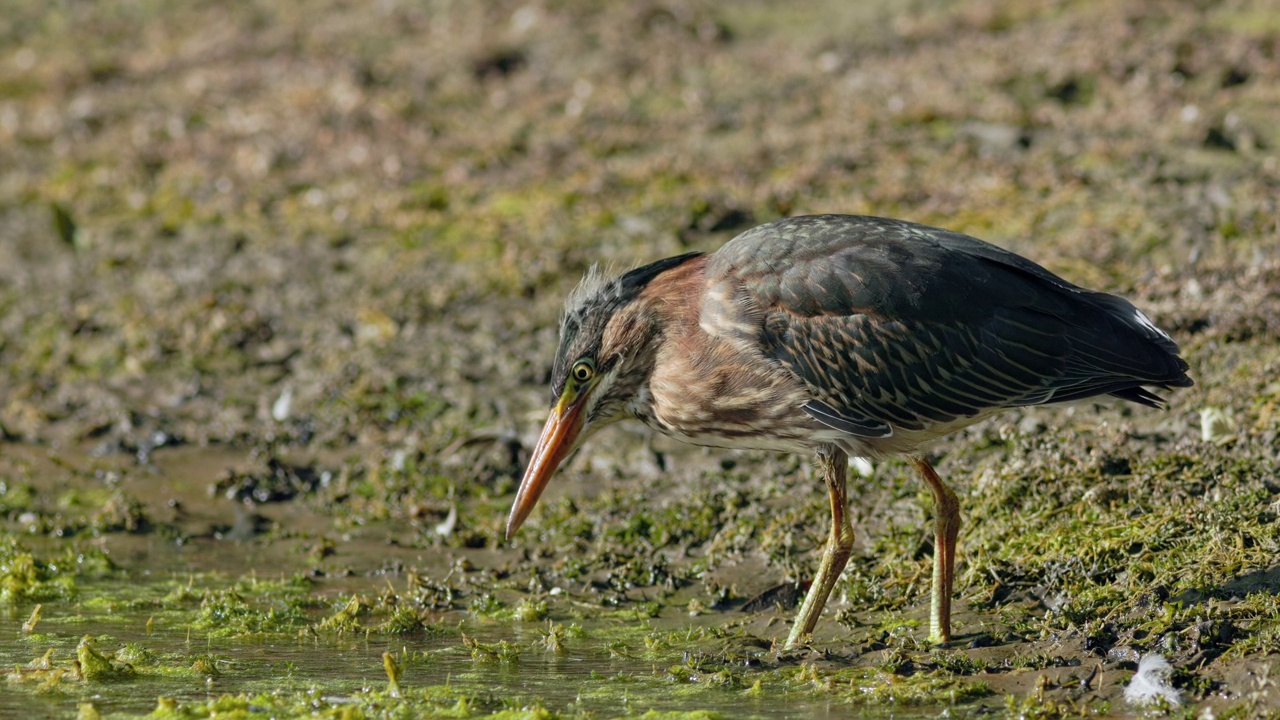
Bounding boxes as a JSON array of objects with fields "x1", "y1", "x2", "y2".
[
  {"x1": 271, "y1": 385, "x2": 294, "y2": 422},
  {"x1": 433, "y1": 505, "x2": 458, "y2": 537},
  {"x1": 1199, "y1": 406, "x2": 1235, "y2": 444},
  {"x1": 1124, "y1": 654, "x2": 1182, "y2": 708}
]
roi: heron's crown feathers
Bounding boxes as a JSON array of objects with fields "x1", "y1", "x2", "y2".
[
  {"x1": 550, "y1": 253, "x2": 703, "y2": 403},
  {"x1": 561, "y1": 264, "x2": 612, "y2": 330}
]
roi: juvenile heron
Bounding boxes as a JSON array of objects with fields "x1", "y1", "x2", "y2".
[{"x1": 505, "y1": 214, "x2": 1192, "y2": 647}]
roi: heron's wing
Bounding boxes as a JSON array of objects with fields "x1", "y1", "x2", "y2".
[
  {"x1": 760, "y1": 311, "x2": 1079, "y2": 437},
  {"x1": 706, "y1": 215, "x2": 1191, "y2": 439}
]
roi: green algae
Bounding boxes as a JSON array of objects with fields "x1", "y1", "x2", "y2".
[
  {"x1": 191, "y1": 588, "x2": 311, "y2": 639},
  {"x1": 6, "y1": 426, "x2": 1278, "y2": 717},
  {"x1": 316, "y1": 595, "x2": 366, "y2": 634},
  {"x1": 0, "y1": 539, "x2": 117, "y2": 604},
  {"x1": 77, "y1": 636, "x2": 138, "y2": 681}
]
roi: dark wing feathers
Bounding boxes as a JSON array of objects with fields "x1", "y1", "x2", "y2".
[
  {"x1": 711, "y1": 215, "x2": 1192, "y2": 438},
  {"x1": 765, "y1": 313, "x2": 1069, "y2": 435}
]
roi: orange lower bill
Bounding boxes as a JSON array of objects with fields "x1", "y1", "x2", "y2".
[{"x1": 505, "y1": 395, "x2": 588, "y2": 539}]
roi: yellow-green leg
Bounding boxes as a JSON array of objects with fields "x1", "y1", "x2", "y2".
[
  {"x1": 786, "y1": 447, "x2": 855, "y2": 648},
  {"x1": 911, "y1": 457, "x2": 961, "y2": 645}
]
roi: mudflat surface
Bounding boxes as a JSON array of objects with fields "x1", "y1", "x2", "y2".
[{"x1": 1, "y1": 0, "x2": 1279, "y2": 717}]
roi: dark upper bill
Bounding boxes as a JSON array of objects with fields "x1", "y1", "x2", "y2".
[{"x1": 504, "y1": 393, "x2": 588, "y2": 539}]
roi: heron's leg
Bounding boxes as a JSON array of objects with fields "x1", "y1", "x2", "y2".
[
  {"x1": 911, "y1": 457, "x2": 961, "y2": 645},
  {"x1": 786, "y1": 446, "x2": 854, "y2": 648}
]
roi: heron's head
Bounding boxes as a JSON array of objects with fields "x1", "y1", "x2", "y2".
[{"x1": 504, "y1": 253, "x2": 702, "y2": 539}]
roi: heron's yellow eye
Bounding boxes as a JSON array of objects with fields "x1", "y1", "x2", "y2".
[{"x1": 571, "y1": 359, "x2": 595, "y2": 383}]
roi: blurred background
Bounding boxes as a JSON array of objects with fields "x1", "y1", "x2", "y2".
[{"x1": 2, "y1": 0, "x2": 1275, "y2": 461}]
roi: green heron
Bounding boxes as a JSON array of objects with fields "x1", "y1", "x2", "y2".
[{"x1": 505, "y1": 214, "x2": 1192, "y2": 647}]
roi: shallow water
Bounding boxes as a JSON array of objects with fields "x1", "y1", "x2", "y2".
[{"x1": 0, "y1": 586, "x2": 935, "y2": 719}]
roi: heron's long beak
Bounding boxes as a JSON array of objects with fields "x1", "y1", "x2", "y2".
[{"x1": 505, "y1": 391, "x2": 590, "y2": 540}]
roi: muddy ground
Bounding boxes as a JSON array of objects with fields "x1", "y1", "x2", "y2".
[{"x1": 1, "y1": 0, "x2": 1279, "y2": 717}]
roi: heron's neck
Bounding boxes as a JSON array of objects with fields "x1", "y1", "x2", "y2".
[
  {"x1": 637, "y1": 254, "x2": 708, "y2": 327},
  {"x1": 612, "y1": 256, "x2": 709, "y2": 423}
]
